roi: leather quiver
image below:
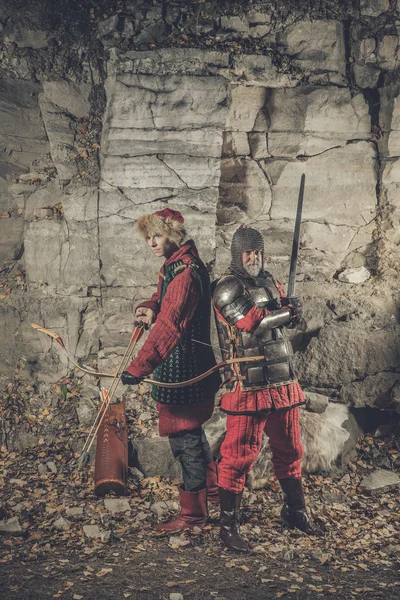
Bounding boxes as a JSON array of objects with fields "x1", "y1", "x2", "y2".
[{"x1": 94, "y1": 398, "x2": 128, "y2": 497}]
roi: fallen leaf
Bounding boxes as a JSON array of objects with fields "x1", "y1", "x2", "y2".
[{"x1": 96, "y1": 568, "x2": 113, "y2": 577}]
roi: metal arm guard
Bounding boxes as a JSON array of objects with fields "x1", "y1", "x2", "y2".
[
  {"x1": 214, "y1": 276, "x2": 254, "y2": 324},
  {"x1": 256, "y1": 308, "x2": 292, "y2": 333}
]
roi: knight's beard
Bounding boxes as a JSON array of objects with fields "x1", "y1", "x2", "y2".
[{"x1": 244, "y1": 262, "x2": 262, "y2": 277}]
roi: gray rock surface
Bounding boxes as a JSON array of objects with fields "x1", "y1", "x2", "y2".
[
  {"x1": 305, "y1": 393, "x2": 329, "y2": 414},
  {"x1": 0, "y1": 516, "x2": 23, "y2": 534},
  {"x1": 54, "y1": 517, "x2": 71, "y2": 530},
  {"x1": 359, "y1": 469, "x2": 400, "y2": 493},
  {"x1": 65, "y1": 507, "x2": 84, "y2": 518},
  {"x1": 134, "y1": 437, "x2": 181, "y2": 480},
  {"x1": 83, "y1": 525, "x2": 111, "y2": 543},
  {"x1": 151, "y1": 501, "x2": 179, "y2": 518},
  {"x1": 279, "y1": 20, "x2": 346, "y2": 80},
  {"x1": 104, "y1": 498, "x2": 131, "y2": 514},
  {"x1": 296, "y1": 321, "x2": 400, "y2": 403},
  {"x1": 338, "y1": 267, "x2": 371, "y2": 284}
]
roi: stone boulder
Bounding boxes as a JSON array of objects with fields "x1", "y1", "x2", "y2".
[
  {"x1": 295, "y1": 320, "x2": 400, "y2": 406},
  {"x1": 278, "y1": 21, "x2": 346, "y2": 82},
  {"x1": 133, "y1": 437, "x2": 181, "y2": 480}
]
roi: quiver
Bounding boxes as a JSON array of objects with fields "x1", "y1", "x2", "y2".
[{"x1": 94, "y1": 398, "x2": 128, "y2": 497}]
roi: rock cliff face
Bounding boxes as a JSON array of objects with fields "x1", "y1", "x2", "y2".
[{"x1": 1, "y1": 1, "x2": 400, "y2": 451}]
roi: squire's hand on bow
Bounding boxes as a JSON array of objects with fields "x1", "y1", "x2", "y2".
[
  {"x1": 135, "y1": 307, "x2": 155, "y2": 326},
  {"x1": 134, "y1": 320, "x2": 150, "y2": 330},
  {"x1": 121, "y1": 371, "x2": 142, "y2": 386}
]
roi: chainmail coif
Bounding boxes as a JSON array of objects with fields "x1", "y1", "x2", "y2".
[{"x1": 229, "y1": 225, "x2": 267, "y2": 286}]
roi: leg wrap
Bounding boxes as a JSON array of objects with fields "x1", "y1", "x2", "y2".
[
  {"x1": 218, "y1": 413, "x2": 266, "y2": 493},
  {"x1": 264, "y1": 407, "x2": 304, "y2": 480}
]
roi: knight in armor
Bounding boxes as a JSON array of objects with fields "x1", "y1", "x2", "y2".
[
  {"x1": 121, "y1": 208, "x2": 220, "y2": 531},
  {"x1": 212, "y1": 225, "x2": 323, "y2": 552}
]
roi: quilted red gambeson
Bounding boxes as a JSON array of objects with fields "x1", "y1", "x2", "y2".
[{"x1": 126, "y1": 240, "x2": 217, "y2": 436}]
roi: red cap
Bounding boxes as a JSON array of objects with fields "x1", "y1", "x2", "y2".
[{"x1": 154, "y1": 208, "x2": 184, "y2": 224}]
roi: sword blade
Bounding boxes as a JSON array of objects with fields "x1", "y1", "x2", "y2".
[{"x1": 287, "y1": 173, "x2": 305, "y2": 297}]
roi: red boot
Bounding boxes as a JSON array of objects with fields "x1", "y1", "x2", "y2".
[
  {"x1": 206, "y1": 461, "x2": 219, "y2": 505},
  {"x1": 154, "y1": 487, "x2": 208, "y2": 533}
]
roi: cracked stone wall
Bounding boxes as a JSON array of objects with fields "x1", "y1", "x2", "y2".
[{"x1": 1, "y1": 0, "x2": 400, "y2": 445}]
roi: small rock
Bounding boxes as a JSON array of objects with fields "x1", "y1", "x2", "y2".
[
  {"x1": 98, "y1": 14, "x2": 119, "y2": 37},
  {"x1": 38, "y1": 464, "x2": 47, "y2": 474},
  {"x1": 134, "y1": 511, "x2": 149, "y2": 522},
  {"x1": 305, "y1": 392, "x2": 329, "y2": 414},
  {"x1": 9, "y1": 478, "x2": 26, "y2": 486},
  {"x1": 170, "y1": 594, "x2": 184, "y2": 600},
  {"x1": 46, "y1": 461, "x2": 57, "y2": 474},
  {"x1": 338, "y1": 266, "x2": 371, "y2": 284},
  {"x1": 381, "y1": 544, "x2": 400, "y2": 556},
  {"x1": 375, "y1": 455, "x2": 392, "y2": 470},
  {"x1": 65, "y1": 507, "x2": 84, "y2": 518},
  {"x1": 54, "y1": 517, "x2": 71, "y2": 531},
  {"x1": 359, "y1": 469, "x2": 400, "y2": 494},
  {"x1": 129, "y1": 467, "x2": 144, "y2": 482},
  {"x1": 169, "y1": 535, "x2": 190, "y2": 549},
  {"x1": 151, "y1": 501, "x2": 179, "y2": 518},
  {"x1": 247, "y1": 10, "x2": 272, "y2": 24},
  {"x1": 322, "y1": 492, "x2": 347, "y2": 505},
  {"x1": 360, "y1": 0, "x2": 389, "y2": 17},
  {"x1": 220, "y1": 16, "x2": 249, "y2": 34},
  {"x1": 139, "y1": 411, "x2": 152, "y2": 422},
  {"x1": 19, "y1": 172, "x2": 47, "y2": 182},
  {"x1": 104, "y1": 498, "x2": 131, "y2": 514},
  {"x1": 191, "y1": 526, "x2": 202, "y2": 534},
  {"x1": 83, "y1": 525, "x2": 111, "y2": 543},
  {"x1": 0, "y1": 516, "x2": 23, "y2": 535}
]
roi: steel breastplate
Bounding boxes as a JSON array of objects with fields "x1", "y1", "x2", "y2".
[{"x1": 214, "y1": 274, "x2": 295, "y2": 390}]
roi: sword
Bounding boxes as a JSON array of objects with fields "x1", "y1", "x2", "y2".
[{"x1": 287, "y1": 173, "x2": 305, "y2": 297}]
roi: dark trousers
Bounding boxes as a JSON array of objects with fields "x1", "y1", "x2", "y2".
[{"x1": 169, "y1": 427, "x2": 213, "y2": 492}]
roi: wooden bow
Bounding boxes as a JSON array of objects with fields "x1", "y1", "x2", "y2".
[{"x1": 31, "y1": 323, "x2": 264, "y2": 389}]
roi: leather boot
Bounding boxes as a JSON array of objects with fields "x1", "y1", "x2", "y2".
[
  {"x1": 154, "y1": 487, "x2": 208, "y2": 533},
  {"x1": 279, "y1": 478, "x2": 323, "y2": 536},
  {"x1": 206, "y1": 461, "x2": 219, "y2": 505},
  {"x1": 219, "y1": 487, "x2": 249, "y2": 552}
]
